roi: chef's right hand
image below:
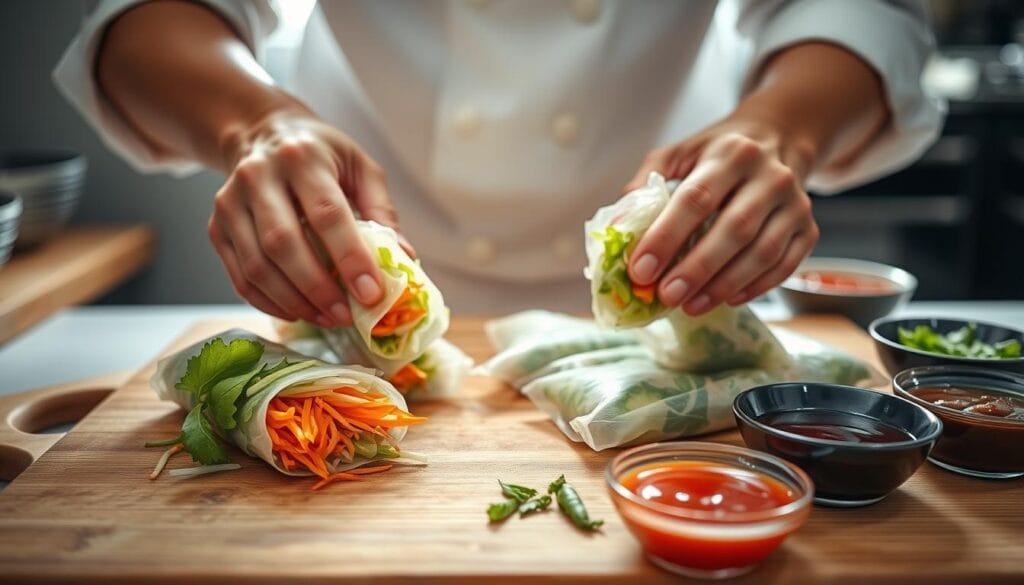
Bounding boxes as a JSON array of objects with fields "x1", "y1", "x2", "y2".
[{"x1": 208, "y1": 107, "x2": 399, "y2": 327}]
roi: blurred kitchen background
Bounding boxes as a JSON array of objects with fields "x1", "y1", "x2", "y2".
[{"x1": 0, "y1": 0, "x2": 1022, "y2": 308}]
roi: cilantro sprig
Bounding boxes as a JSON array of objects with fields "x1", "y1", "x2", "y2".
[
  {"x1": 898, "y1": 323, "x2": 1022, "y2": 359},
  {"x1": 146, "y1": 337, "x2": 307, "y2": 465}
]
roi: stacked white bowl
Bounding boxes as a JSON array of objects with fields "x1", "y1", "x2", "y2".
[
  {"x1": 0, "y1": 190, "x2": 22, "y2": 269},
  {"x1": 0, "y1": 151, "x2": 87, "y2": 249}
]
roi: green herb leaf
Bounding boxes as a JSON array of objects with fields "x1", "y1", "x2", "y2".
[
  {"x1": 176, "y1": 338, "x2": 264, "y2": 399},
  {"x1": 180, "y1": 404, "x2": 229, "y2": 465},
  {"x1": 487, "y1": 498, "x2": 520, "y2": 522},
  {"x1": 517, "y1": 495, "x2": 552, "y2": 517},
  {"x1": 208, "y1": 368, "x2": 259, "y2": 430},
  {"x1": 898, "y1": 324, "x2": 1022, "y2": 359},
  {"x1": 499, "y1": 481, "x2": 537, "y2": 503}
]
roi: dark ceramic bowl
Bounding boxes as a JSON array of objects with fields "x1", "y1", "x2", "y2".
[
  {"x1": 733, "y1": 383, "x2": 942, "y2": 507},
  {"x1": 774, "y1": 258, "x2": 916, "y2": 328},
  {"x1": 870, "y1": 317, "x2": 1024, "y2": 376},
  {"x1": 893, "y1": 366, "x2": 1024, "y2": 479}
]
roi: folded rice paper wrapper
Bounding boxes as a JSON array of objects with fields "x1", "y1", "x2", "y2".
[
  {"x1": 585, "y1": 172, "x2": 695, "y2": 329},
  {"x1": 637, "y1": 305, "x2": 792, "y2": 374},
  {"x1": 275, "y1": 319, "x2": 471, "y2": 401},
  {"x1": 151, "y1": 329, "x2": 415, "y2": 476},
  {"x1": 321, "y1": 220, "x2": 449, "y2": 376},
  {"x1": 477, "y1": 311, "x2": 638, "y2": 384}
]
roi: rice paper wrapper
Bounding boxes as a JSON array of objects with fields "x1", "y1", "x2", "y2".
[
  {"x1": 584, "y1": 172, "x2": 674, "y2": 328},
  {"x1": 150, "y1": 329, "x2": 410, "y2": 476},
  {"x1": 276, "y1": 319, "x2": 471, "y2": 401},
  {"x1": 323, "y1": 221, "x2": 449, "y2": 376},
  {"x1": 477, "y1": 311, "x2": 638, "y2": 384},
  {"x1": 637, "y1": 305, "x2": 792, "y2": 374}
]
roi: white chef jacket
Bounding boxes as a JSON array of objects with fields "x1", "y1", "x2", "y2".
[{"x1": 54, "y1": 0, "x2": 944, "y2": 314}]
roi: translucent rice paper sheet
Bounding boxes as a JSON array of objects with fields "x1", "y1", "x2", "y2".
[
  {"x1": 482, "y1": 311, "x2": 886, "y2": 451},
  {"x1": 323, "y1": 220, "x2": 449, "y2": 376},
  {"x1": 150, "y1": 329, "x2": 410, "y2": 476},
  {"x1": 584, "y1": 172, "x2": 673, "y2": 328},
  {"x1": 476, "y1": 311, "x2": 638, "y2": 384},
  {"x1": 275, "y1": 319, "x2": 471, "y2": 401},
  {"x1": 636, "y1": 305, "x2": 792, "y2": 374}
]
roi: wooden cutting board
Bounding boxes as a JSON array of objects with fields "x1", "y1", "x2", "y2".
[{"x1": 0, "y1": 315, "x2": 1021, "y2": 584}]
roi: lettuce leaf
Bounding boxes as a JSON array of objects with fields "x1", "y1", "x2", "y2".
[{"x1": 595, "y1": 226, "x2": 662, "y2": 324}]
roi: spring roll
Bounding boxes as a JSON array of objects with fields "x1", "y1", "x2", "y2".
[
  {"x1": 322, "y1": 220, "x2": 449, "y2": 376},
  {"x1": 150, "y1": 329, "x2": 426, "y2": 489},
  {"x1": 584, "y1": 172, "x2": 682, "y2": 328},
  {"x1": 275, "y1": 319, "x2": 471, "y2": 400}
]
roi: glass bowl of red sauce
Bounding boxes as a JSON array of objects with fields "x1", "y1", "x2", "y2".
[
  {"x1": 605, "y1": 442, "x2": 813, "y2": 580},
  {"x1": 893, "y1": 366, "x2": 1024, "y2": 479},
  {"x1": 775, "y1": 257, "x2": 916, "y2": 328}
]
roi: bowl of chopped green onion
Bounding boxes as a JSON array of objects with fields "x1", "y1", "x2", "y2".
[{"x1": 869, "y1": 317, "x2": 1024, "y2": 375}]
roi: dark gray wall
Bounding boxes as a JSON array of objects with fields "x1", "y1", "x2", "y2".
[{"x1": 0, "y1": 1, "x2": 237, "y2": 304}]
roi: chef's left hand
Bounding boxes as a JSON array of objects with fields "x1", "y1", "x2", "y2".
[{"x1": 623, "y1": 114, "x2": 819, "y2": 315}]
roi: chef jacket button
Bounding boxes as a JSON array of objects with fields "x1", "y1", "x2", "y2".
[
  {"x1": 568, "y1": 0, "x2": 601, "y2": 24},
  {"x1": 466, "y1": 236, "x2": 498, "y2": 262},
  {"x1": 453, "y1": 105, "x2": 483, "y2": 138},
  {"x1": 551, "y1": 111, "x2": 581, "y2": 147},
  {"x1": 553, "y1": 234, "x2": 577, "y2": 260}
]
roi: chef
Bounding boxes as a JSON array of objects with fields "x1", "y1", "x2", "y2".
[{"x1": 54, "y1": 0, "x2": 943, "y2": 326}]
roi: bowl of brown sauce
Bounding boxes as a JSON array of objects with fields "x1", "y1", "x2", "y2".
[
  {"x1": 893, "y1": 366, "x2": 1024, "y2": 479},
  {"x1": 775, "y1": 258, "x2": 916, "y2": 328},
  {"x1": 733, "y1": 383, "x2": 942, "y2": 507}
]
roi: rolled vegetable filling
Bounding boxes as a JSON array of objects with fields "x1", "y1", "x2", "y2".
[
  {"x1": 266, "y1": 381, "x2": 426, "y2": 490},
  {"x1": 372, "y1": 247, "x2": 430, "y2": 355},
  {"x1": 389, "y1": 361, "x2": 429, "y2": 394},
  {"x1": 595, "y1": 226, "x2": 661, "y2": 322}
]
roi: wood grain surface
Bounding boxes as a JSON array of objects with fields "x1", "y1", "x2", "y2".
[
  {"x1": 0, "y1": 225, "x2": 155, "y2": 345},
  {"x1": 0, "y1": 314, "x2": 1020, "y2": 584}
]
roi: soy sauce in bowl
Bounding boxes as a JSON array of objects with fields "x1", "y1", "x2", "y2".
[{"x1": 758, "y1": 409, "x2": 916, "y2": 444}]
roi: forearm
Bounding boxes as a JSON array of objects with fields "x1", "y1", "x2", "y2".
[
  {"x1": 736, "y1": 41, "x2": 891, "y2": 181},
  {"x1": 96, "y1": 0, "x2": 303, "y2": 172}
]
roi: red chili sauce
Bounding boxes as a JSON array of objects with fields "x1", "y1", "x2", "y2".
[
  {"x1": 796, "y1": 270, "x2": 898, "y2": 295},
  {"x1": 618, "y1": 461, "x2": 800, "y2": 572}
]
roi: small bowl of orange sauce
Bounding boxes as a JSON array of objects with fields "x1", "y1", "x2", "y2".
[
  {"x1": 775, "y1": 257, "x2": 916, "y2": 328},
  {"x1": 605, "y1": 442, "x2": 813, "y2": 580}
]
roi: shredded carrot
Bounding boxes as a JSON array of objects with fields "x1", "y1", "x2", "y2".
[
  {"x1": 149, "y1": 443, "x2": 184, "y2": 480},
  {"x1": 612, "y1": 291, "x2": 626, "y2": 309},
  {"x1": 372, "y1": 282, "x2": 427, "y2": 336},
  {"x1": 390, "y1": 362, "x2": 429, "y2": 394},
  {"x1": 632, "y1": 282, "x2": 656, "y2": 304},
  {"x1": 311, "y1": 465, "x2": 393, "y2": 491},
  {"x1": 265, "y1": 386, "x2": 426, "y2": 490}
]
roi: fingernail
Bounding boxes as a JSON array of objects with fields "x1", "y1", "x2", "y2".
[
  {"x1": 632, "y1": 254, "x2": 658, "y2": 283},
  {"x1": 687, "y1": 294, "x2": 711, "y2": 314},
  {"x1": 353, "y1": 273, "x2": 382, "y2": 304},
  {"x1": 330, "y1": 303, "x2": 349, "y2": 324},
  {"x1": 315, "y1": 315, "x2": 333, "y2": 328},
  {"x1": 661, "y1": 278, "x2": 689, "y2": 306}
]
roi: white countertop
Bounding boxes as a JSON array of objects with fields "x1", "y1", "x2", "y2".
[{"x1": 2, "y1": 300, "x2": 1023, "y2": 397}]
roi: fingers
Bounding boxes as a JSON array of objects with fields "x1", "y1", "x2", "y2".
[
  {"x1": 344, "y1": 158, "x2": 417, "y2": 258},
  {"x1": 729, "y1": 224, "x2": 819, "y2": 305},
  {"x1": 693, "y1": 202, "x2": 814, "y2": 310},
  {"x1": 629, "y1": 135, "x2": 764, "y2": 290},
  {"x1": 208, "y1": 213, "x2": 322, "y2": 325},
  {"x1": 658, "y1": 164, "x2": 799, "y2": 311},
  {"x1": 283, "y1": 152, "x2": 385, "y2": 308}
]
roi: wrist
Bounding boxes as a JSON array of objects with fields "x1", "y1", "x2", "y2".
[
  {"x1": 216, "y1": 91, "x2": 312, "y2": 170},
  {"x1": 727, "y1": 97, "x2": 822, "y2": 182}
]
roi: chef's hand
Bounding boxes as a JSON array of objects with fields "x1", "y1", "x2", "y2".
[
  {"x1": 209, "y1": 106, "x2": 401, "y2": 327},
  {"x1": 624, "y1": 42, "x2": 889, "y2": 315},
  {"x1": 96, "y1": 0, "x2": 407, "y2": 327},
  {"x1": 623, "y1": 116, "x2": 819, "y2": 316}
]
